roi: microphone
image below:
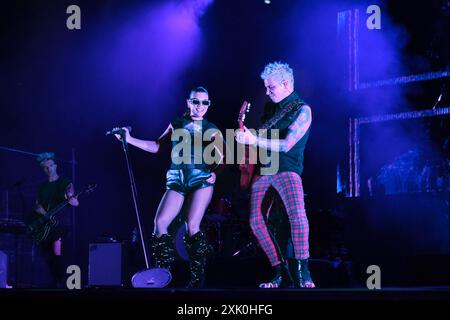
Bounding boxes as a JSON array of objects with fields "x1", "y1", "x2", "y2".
[{"x1": 106, "y1": 126, "x2": 132, "y2": 136}]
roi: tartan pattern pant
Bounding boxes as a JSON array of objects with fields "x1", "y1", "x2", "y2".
[{"x1": 250, "y1": 171, "x2": 310, "y2": 266}]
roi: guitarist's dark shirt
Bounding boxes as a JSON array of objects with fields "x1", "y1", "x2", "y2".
[{"x1": 37, "y1": 177, "x2": 72, "y2": 226}]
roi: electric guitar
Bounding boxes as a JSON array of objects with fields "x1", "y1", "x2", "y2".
[
  {"x1": 237, "y1": 101, "x2": 257, "y2": 190},
  {"x1": 26, "y1": 183, "x2": 97, "y2": 245}
]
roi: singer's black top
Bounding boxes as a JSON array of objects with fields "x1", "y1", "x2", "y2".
[{"x1": 169, "y1": 116, "x2": 220, "y2": 170}]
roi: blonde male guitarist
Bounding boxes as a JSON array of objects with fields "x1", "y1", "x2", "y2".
[{"x1": 236, "y1": 62, "x2": 314, "y2": 288}]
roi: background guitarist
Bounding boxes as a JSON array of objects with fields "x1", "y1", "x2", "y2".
[
  {"x1": 235, "y1": 61, "x2": 314, "y2": 288},
  {"x1": 34, "y1": 152, "x2": 79, "y2": 288}
]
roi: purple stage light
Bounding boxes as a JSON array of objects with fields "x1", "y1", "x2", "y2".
[
  {"x1": 179, "y1": 0, "x2": 214, "y2": 19},
  {"x1": 95, "y1": 0, "x2": 214, "y2": 127}
]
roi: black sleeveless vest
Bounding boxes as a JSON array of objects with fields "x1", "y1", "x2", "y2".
[{"x1": 259, "y1": 91, "x2": 311, "y2": 176}]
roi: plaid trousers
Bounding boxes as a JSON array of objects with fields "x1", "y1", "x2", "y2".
[{"x1": 250, "y1": 171, "x2": 310, "y2": 266}]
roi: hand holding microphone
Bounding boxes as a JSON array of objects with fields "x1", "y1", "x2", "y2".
[{"x1": 106, "y1": 126, "x2": 132, "y2": 142}]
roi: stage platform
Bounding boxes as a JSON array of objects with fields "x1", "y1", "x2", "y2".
[{"x1": 2, "y1": 286, "x2": 450, "y2": 300}]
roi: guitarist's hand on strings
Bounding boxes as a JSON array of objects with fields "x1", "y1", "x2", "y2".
[
  {"x1": 235, "y1": 126, "x2": 257, "y2": 146},
  {"x1": 65, "y1": 183, "x2": 79, "y2": 207},
  {"x1": 35, "y1": 203, "x2": 47, "y2": 215},
  {"x1": 67, "y1": 195, "x2": 79, "y2": 206}
]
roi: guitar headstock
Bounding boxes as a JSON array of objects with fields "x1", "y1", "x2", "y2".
[
  {"x1": 77, "y1": 183, "x2": 98, "y2": 196},
  {"x1": 237, "y1": 101, "x2": 251, "y2": 129},
  {"x1": 85, "y1": 183, "x2": 98, "y2": 193}
]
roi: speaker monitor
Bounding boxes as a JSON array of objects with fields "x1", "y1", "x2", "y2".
[
  {"x1": 88, "y1": 242, "x2": 140, "y2": 287},
  {"x1": 88, "y1": 243, "x2": 123, "y2": 286}
]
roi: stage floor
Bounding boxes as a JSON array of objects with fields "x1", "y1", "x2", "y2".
[{"x1": 2, "y1": 286, "x2": 450, "y2": 300}]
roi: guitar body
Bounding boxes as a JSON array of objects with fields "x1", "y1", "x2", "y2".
[
  {"x1": 26, "y1": 213, "x2": 58, "y2": 245},
  {"x1": 25, "y1": 183, "x2": 97, "y2": 245},
  {"x1": 237, "y1": 99, "x2": 303, "y2": 190},
  {"x1": 239, "y1": 146, "x2": 256, "y2": 190},
  {"x1": 237, "y1": 101, "x2": 256, "y2": 190}
]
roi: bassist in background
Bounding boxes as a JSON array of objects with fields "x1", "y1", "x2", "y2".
[
  {"x1": 235, "y1": 62, "x2": 314, "y2": 288},
  {"x1": 34, "y1": 152, "x2": 79, "y2": 288}
]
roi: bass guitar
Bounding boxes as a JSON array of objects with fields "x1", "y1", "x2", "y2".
[
  {"x1": 26, "y1": 183, "x2": 97, "y2": 245},
  {"x1": 237, "y1": 101, "x2": 257, "y2": 190}
]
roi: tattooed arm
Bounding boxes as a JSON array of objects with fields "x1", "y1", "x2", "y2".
[{"x1": 256, "y1": 105, "x2": 312, "y2": 152}]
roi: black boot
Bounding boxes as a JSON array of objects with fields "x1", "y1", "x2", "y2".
[
  {"x1": 259, "y1": 262, "x2": 293, "y2": 288},
  {"x1": 293, "y1": 259, "x2": 315, "y2": 288},
  {"x1": 47, "y1": 255, "x2": 64, "y2": 288},
  {"x1": 184, "y1": 232, "x2": 211, "y2": 288},
  {"x1": 151, "y1": 234, "x2": 175, "y2": 270}
]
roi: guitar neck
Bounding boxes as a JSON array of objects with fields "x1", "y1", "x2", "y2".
[
  {"x1": 45, "y1": 199, "x2": 70, "y2": 219},
  {"x1": 44, "y1": 188, "x2": 84, "y2": 219},
  {"x1": 237, "y1": 101, "x2": 250, "y2": 130}
]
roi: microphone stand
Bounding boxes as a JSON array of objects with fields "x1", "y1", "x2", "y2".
[{"x1": 117, "y1": 133, "x2": 171, "y2": 288}]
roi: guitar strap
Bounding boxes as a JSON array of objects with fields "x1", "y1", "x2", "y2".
[{"x1": 259, "y1": 99, "x2": 302, "y2": 130}]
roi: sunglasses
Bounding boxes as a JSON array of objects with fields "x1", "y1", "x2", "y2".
[{"x1": 189, "y1": 98, "x2": 211, "y2": 106}]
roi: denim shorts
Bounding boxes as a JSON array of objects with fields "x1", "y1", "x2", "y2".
[{"x1": 166, "y1": 168, "x2": 214, "y2": 196}]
